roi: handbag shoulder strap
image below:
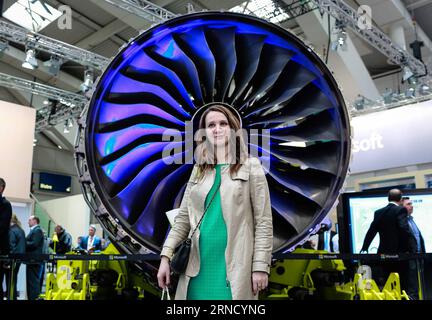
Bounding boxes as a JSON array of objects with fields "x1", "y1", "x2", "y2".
[{"x1": 189, "y1": 178, "x2": 221, "y2": 239}]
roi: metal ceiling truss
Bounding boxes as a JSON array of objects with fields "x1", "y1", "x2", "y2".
[
  {"x1": 0, "y1": 72, "x2": 87, "y2": 132},
  {"x1": 311, "y1": 0, "x2": 426, "y2": 76},
  {"x1": 271, "y1": 0, "x2": 317, "y2": 21},
  {"x1": 103, "y1": 0, "x2": 177, "y2": 23},
  {"x1": 0, "y1": 20, "x2": 109, "y2": 70}
]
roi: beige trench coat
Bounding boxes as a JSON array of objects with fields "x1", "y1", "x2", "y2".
[{"x1": 160, "y1": 157, "x2": 273, "y2": 300}]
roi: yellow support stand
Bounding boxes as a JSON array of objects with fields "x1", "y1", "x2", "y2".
[{"x1": 354, "y1": 272, "x2": 409, "y2": 300}]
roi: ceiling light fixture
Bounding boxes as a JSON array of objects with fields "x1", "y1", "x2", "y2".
[{"x1": 22, "y1": 48, "x2": 38, "y2": 70}]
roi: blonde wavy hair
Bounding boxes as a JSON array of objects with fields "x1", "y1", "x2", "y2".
[
  {"x1": 10, "y1": 214, "x2": 23, "y2": 229},
  {"x1": 194, "y1": 104, "x2": 248, "y2": 179}
]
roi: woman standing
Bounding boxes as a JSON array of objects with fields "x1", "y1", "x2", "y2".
[
  {"x1": 157, "y1": 104, "x2": 273, "y2": 300},
  {"x1": 8, "y1": 214, "x2": 26, "y2": 299}
]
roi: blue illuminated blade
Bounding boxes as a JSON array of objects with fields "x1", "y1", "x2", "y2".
[
  {"x1": 247, "y1": 83, "x2": 334, "y2": 126},
  {"x1": 101, "y1": 142, "x2": 183, "y2": 196},
  {"x1": 249, "y1": 141, "x2": 339, "y2": 175},
  {"x1": 237, "y1": 44, "x2": 294, "y2": 109},
  {"x1": 264, "y1": 111, "x2": 341, "y2": 141},
  {"x1": 269, "y1": 186, "x2": 319, "y2": 234},
  {"x1": 110, "y1": 153, "x2": 186, "y2": 222},
  {"x1": 228, "y1": 33, "x2": 266, "y2": 103},
  {"x1": 204, "y1": 26, "x2": 237, "y2": 101},
  {"x1": 126, "y1": 51, "x2": 195, "y2": 112},
  {"x1": 131, "y1": 164, "x2": 193, "y2": 244},
  {"x1": 145, "y1": 34, "x2": 204, "y2": 105},
  {"x1": 172, "y1": 27, "x2": 216, "y2": 102},
  {"x1": 95, "y1": 125, "x2": 177, "y2": 158},
  {"x1": 244, "y1": 61, "x2": 317, "y2": 118}
]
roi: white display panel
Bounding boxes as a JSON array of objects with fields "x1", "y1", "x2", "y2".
[
  {"x1": 0, "y1": 100, "x2": 35, "y2": 200},
  {"x1": 349, "y1": 193, "x2": 432, "y2": 253}
]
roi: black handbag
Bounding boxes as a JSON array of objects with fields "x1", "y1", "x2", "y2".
[{"x1": 170, "y1": 179, "x2": 221, "y2": 274}]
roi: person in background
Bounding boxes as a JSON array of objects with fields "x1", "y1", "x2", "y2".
[
  {"x1": 402, "y1": 196, "x2": 425, "y2": 300},
  {"x1": 75, "y1": 236, "x2": 83, "y2": 250},
  {"x1": 332, "y1": 233, "x2": 339, "y2": 253},
  {"x1": 79, "y1": 225, "x2": 102, "y2": 253},
  {"x1": 0, "y1": 178, "x2": 12, "y2": 300},
  {"x1": 360, "y1": 189, "x2": 415, "y2": 286},
  {"x1": 25, "y1": 215, "x2": 45, "y2": 300},
  {"x1": 7, "y1": 214, "x2": 25, "y2": 300},
  {"x1": 317, "y1": 218, "x2": 337, "y2": 252},
  {"x1": 49, "y1": 225, "x2": 72, "y2": 254}
]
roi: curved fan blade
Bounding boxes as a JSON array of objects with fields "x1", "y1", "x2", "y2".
[
  {"x1": 173, "y1": 28, "x2": 216, "y2": 102},
  {"x1": 269, "y1": 181, "x2": 320, "y2": 234},
  {"x1": 101, "y1": 142, "x2": 184, "y2": 197},
  {"x1": 144, "y1": 35, "x2": 204, "y2": 105},
  {"x1": 244, "y1": 60, "x2": 317, "y2": 118},
  {"x1": 204, "y1": 26, "x2": 237, "y2": 101},
  {"x1": 110, "y1": 153, "x2": 186, "y2": 224},
  {"x1": 124, "y1": 50, "x2": 195, "y2": 110},
  {"x1": 131, "y1": 165, "x2": 193, "y2": 247},
  {"x1": 265, "y1": 111, "x2": 340, "y2": 141},
  {"x1": 268, "y1": 160, "x2": 333, "y2": 207},
  {"x1": 237, "y1": 43, "x2": 294, "y2": 109},
  {"x1": 247, "y1": 83, "x2": 334, "y2": 126},
  {"x1": 228, "y1": 33, "x2": 266, "y2": 103},
  {"x1": 249, "y1": 141, "x2": 340, "y2": 175}
]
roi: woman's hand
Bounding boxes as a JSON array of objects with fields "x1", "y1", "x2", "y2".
[
  {"x1": 252, "y1": 271, "x2": 268, "y2": 296},
  {"x1": 157, "y1": 256, "x2": 171, "y2": 289}
]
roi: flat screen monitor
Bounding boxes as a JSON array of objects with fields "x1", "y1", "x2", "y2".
[
  {"x1": 339, "y1": 189, "x2": 432, "y2": 253},
  {"x1": 39, "y1": 172, "x2": 71, "y2": 193}
]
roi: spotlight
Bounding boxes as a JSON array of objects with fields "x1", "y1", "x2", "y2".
[
  {"x1": 80, "y1": 69, "x2": 94, "y2": 92},
  {"x1": 402, "y1": 66, "x2": 414, "y2": 82},
  {"x1": 419, "y1": 83, "x2": 431, "y2": 95},
  {"x1": 22, "y1": 48, "x2": 38, "y2": 70},
  {"x1": 0, "y1": 39, "x2": 8, "y2": 56},
  {"x1": 337, "y1": 30, "x2": 347, "y2": 51},
  {"x1": 330, "y1": 39, "x2": 339, "y2": 51},
  {"x1": 405, "y1": 87, "x2": 415, "y2": 99},
  {"x1": 43, "y1": 56, "x2": 62, "y2": 76},
  {"x1": 354, "y1": 95, "x2": 365, "y2": 110},
  {"x1": 331, "y1": 20, "x2": 347, "y2": 52},
  {"x1": 383, "y1": 88, "x2": 394, "y2": 104},
  {"x1": 63, "y1": 120, "x2": 70, "y2": 133}
]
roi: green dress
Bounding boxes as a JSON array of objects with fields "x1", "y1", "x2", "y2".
[{"x1": 187, "y1": 164, "x2": 232, "y2": 300}]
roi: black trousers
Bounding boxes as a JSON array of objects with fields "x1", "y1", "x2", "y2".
[
  {"x1": 0, "y1": 261, "x2": 7, "y2": 299},
  {"x1": 371, "y1": 261, "x2": 402, "y2": 288},
  {"x1": 26, "y1": 264, "x2": 43, "y2": 300},
  {"x1": 6, "y1": 262, "x2": 21, "y2": 300},
  {"x1": 401, "y1": 260, "x2": 420, "y2": 300}
]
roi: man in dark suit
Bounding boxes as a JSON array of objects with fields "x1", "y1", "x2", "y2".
[
  {"x1": 360, "y1": 189, "x2": 415, "y2": 286},
  {"x1": 79, "y1": 225, "x2": 102, "y2": 253},
  {"x1": 0, "y1": 178, "x2": 12, "y2": 299},
  {"x1": 402, "y1": 196, "x2": 425, "y2": 299},
  {"x1": 25, "y1": 215, "x2": 45, "y2": 300}
]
